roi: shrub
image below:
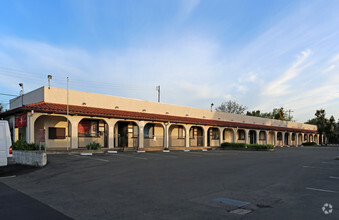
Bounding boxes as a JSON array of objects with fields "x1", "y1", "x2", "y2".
[
  {"x1": 303, "y1": 142, "x2": 317, "y2": 146},
  {"x1": 221, "y1": 142, "x2": 247, "y2": 148},
  {"x1": 86, "y1": 142, "x2": 101, "y2": 150},
  {"x1": 247, "y1": 144, "x2": 274, "y2": 150},
  {"x1": 220, "y1": 142, "x2": 274, "y2": 151},
  {"x1": 13, "y1": 140, "x2": 45, "y2": 151}
]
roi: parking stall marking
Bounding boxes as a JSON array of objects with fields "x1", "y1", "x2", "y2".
[
  {"x1": 306, "y1": 187, "x2": 339, "y2": 193},
  {"x1": 329, "y1": 176, "x2": 339, "y2": 180},
  {"x1": 115, "y1": 154, "x2": 148, "y2": 160},
  {"x1": 69, "y1": 154, "x2": 109, "y2": 162}
]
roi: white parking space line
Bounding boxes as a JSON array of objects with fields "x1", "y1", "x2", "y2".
[
  {"x1": 70, "y1": 154, "x2": 109, "y2": 162},
  {"x1": 306, "y1": 187, "x2": 339, "y2": 193},
  {"x1": 0, "y1": 175, "x2": 16, "y2": 179},
  {"x1": 142, "y1": 153, "x2": 178, "y2": 159},
  {"x1": 302, "y1": 166, "x2": 337, "y2": 170},
  {"x1": 330, "y1": 176, "x2": 339, "y2": 179},
  {"x1": 322, "y1": 161, "x2": 338, "y2": 164},
  {"x1": 115, "y1": 154, "x2": 148, "y2": 160}
]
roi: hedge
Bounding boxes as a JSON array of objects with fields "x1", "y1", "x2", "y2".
[
  {"x1": 220, "y1": 142, "x2": 274, "y2": 150},
  {"x1": 302, "y1": 141, "x2": 317, "y2": 146},
  {"x1": 13, "y1": 140, "x2": 45, "y2": 151}
]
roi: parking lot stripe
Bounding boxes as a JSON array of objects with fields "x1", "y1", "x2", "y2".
[
  {"x1": 306, "y1": 187, "x2": 339, "y2": 193},
  {"x1": 116, "y1": 154, "x2": 148, "y2": 160},
  {"x1": 302, "y1": 166, "x2": 337, "y2": 170},
  {"x1": 70, "y1": 154, "x2": 109, "y2": 162},
  {"x1": 0, "y1": 175, "x2": 16, "y2": 179},
  {"x1": 329, "y1": 176, "x2": 339, "y2": 179}
]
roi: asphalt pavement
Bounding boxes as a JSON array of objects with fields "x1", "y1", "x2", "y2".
[{"x1": 0, "y1": 147, "x2": 338, "y2": 219}]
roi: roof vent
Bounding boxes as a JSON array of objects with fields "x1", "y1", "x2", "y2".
[
  {"x1": 203, "y1": 116, "x2": 206, "y2": 118},
  {"x1": 185, "y1": 114, "x2": 189, "y2": 116},
  {"x1": 82, "y1": 102, "x2": 86, "y2": 105},
  {"x1": 218, "y1": 118, "x2": 221, "y2": 120},
  {"x1": 166, "y1": 112, "x2": 169, "y2": 114},
  {"x1": 142, "y1": 109, "x2": 146, "y2": 112},
  {"x1": 115, "y1": 106, "x2": 119, "y2": 109}
]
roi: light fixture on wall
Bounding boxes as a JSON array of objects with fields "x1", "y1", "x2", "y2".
[
  {"x1": 82, "y1": 102, "x2": 86, "y2": 105},
  {"x1": 115, "y1": 106, "x2": 119, "y2": 109},
  {"x1": 48, "y1": 75, "x2": 52, "y2": 89},
  {"x1": 19, "y1": 83, "x2": 24, "y2": 106}
]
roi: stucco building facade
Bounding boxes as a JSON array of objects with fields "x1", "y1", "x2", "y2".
[{"x1": 0, "y1": 86, "x2": 319, "y2": 151}]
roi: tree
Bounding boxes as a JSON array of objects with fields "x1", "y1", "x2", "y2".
[
  {"x1": 325, "y1": 115, "x2": 336, "y2": 143},
  {"x1": 305, "y1": 118, "x2": 317, "y2": 125},
  {"x1": 0, "y1": 103, "x2": 3, "y2": 113},
  {"x1": 273, "y1": 107, "x2": 286, "y2": 120},
  {"x1": 246, "y1": 110, "x2": 273, "y2": 119},
  {"x1": 314, "y1": 109, "x2": 337, "y2": 144},
  {"x1": 216, "y1": 100, "x2": 247, "y2": 114}
]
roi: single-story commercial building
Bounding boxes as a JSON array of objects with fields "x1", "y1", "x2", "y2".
[{"x1": 0, "y1": 86, "x2": 319, "y2": 151}]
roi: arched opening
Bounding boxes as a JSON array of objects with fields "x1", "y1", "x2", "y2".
[
  {"x1": 277, "y1": 132, "x2": 283, "y2": 146},
  {"x1": 249, "y1": 130, "x2": 256, "y2": 144},
  {"x1": 189, "y1": 126, "x2": 204, "y2": 147},
  {"x1": 143, "y1": 123, "x2": 164, "y2": 148},
  {"x1": 309, "y1": 135, "x2": 313, "y2": 142},
  {"x1": 258, "y1": 131, "x2": 266, "y2": 144},
  {"x1": 268, "y1": 131, "x2": 275, "y2": 145},
  {"x1": 223, "y1": 128, "x2": 234, "y2": 143},
  {"x1": 291, "y1": 133, "x2": 296, "y2": 145},
  {"x1": 207, "y1": 127, "x2": 220, "y2": 146},
  {"x1": 115, "y1": 121, "x2": 139, "y2": 149},
  {"x1": 237, "y1": 129, "x2": 246, "y2": 143},
  {"x1": 169, "y1": 125, "x2": 186, "y2": 147},
  {"x1": 298, "y1": 134, "x2": 302, "y2": 145},
  {"x1": 34, "y1": 115, "x2": 71, "y2": 150},
  {"x1": 284, "y1": 133, "x2": 289, "y2": 146},
  {"x1": 304, "y1": 134, "x2": 308, "y2": 142},
  {"x1": 78, "y1": 118, "x2": 108, "y2": 148}
]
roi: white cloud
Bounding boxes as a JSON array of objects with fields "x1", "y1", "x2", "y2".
[
  {"x1": 323, "y1": 65, "x2": 335, "y2": 73},
  {"x1": 263, "y1": 49, "x2": 311, "y2": 96}
]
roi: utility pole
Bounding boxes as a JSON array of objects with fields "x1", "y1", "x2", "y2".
[
  {"x1": 288, "y1": 109, "x2": 294, "y2": 120},
  {"x1": 156, "y1": 86, "x2": 160, "y2": 103},
  {"x1": 66, "y1": 77, "x2": 69, "y2": 151}
]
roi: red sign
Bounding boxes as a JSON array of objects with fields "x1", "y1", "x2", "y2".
[
  {"x1": 78, "y1": 120, "x2": 91, "y2": 134},
  {"x1": 39, "y1": 129, "x2": 45, "y2": 142},
  {"x1": 15, "y1": 113, "x2": 27, "y2": 127}
]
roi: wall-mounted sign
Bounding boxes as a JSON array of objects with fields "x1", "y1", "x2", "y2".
[
  {"x1": 15, "y1": 113, "x2": 27, "y2": 128},
  {"x1": 39, "y1": 129, "x2": 45, "y2": 142}
]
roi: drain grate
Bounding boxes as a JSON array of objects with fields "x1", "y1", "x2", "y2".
[{"x1": 212, "y1": 198, "x2": 250, "y2": 207}]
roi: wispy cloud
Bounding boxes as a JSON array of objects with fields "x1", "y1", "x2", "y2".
[{"x1": 263, "y1": 49, "x2": 311, "y2": 96}]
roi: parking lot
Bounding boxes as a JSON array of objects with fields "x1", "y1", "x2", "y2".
[{"x1": 1, "y1": 147, "x2": 338, "y2": 219}]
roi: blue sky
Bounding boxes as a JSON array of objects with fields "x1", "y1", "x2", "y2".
[{"x1": 1, "y1": 0, "x2": 339, "y2": 123}]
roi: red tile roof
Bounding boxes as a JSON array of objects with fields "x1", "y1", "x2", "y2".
[{"x1": 0, "y1": 102, "x2": 317, "y2": 133}]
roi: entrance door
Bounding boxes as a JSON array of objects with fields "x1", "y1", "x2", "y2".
[
  {"x1": 197, "y1": 128, "x2": 203, "y2": 146},
  {"x1": 118, "y1": 122, "x2": 128, "y2": 148}
]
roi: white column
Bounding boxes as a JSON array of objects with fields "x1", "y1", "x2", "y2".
[
  {"x1": 106, "y1": 119, "x2": 118, "y2": 149},
  {"x1": 255, "y1": 130, "x2": 260, "y2": 144},
  {"x1": 245, "y1": 129, "x2": 249, "y2": 144},
  {"x1": 232, "y1": 128, "x2": 237, "y2": 143},
  {"x1": 282, "y1": 132, "x2": 286, "y2": 146},
  {"x1": 288, "y1": 132, "x2": 292, "y2": 146},
  {"x1": 138, "y1": 121, "x2": 145, "y2": 149},
  {"x1": 265, "y1": 131, "x2": 269, "y2": 145},
  {"x1": 164, "y1": 123, "x2": 169, "y2": 149},
  {"x1": 274, "y1": 131, "x2": 277, "y2": 146},
  {"x1": 184, "y1": 125, "x2": 191, "y2": 147},
  {"x1": 219, "y1": 127, "x2": 223, "y2": 146},
  {"x1": 203, "y1": 126, "x2": 208, "y2": 147},
  {"x1": 70, "y1": 117, "x2": 82, "y2": 149}
]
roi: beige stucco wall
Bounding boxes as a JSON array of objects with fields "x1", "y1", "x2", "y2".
[
  {"x1": 10, "y1": 86, "x2": 317, "y2": 132},
  {"x1": 34, "y1": 115, "x2": 69, "y2": 149}
]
